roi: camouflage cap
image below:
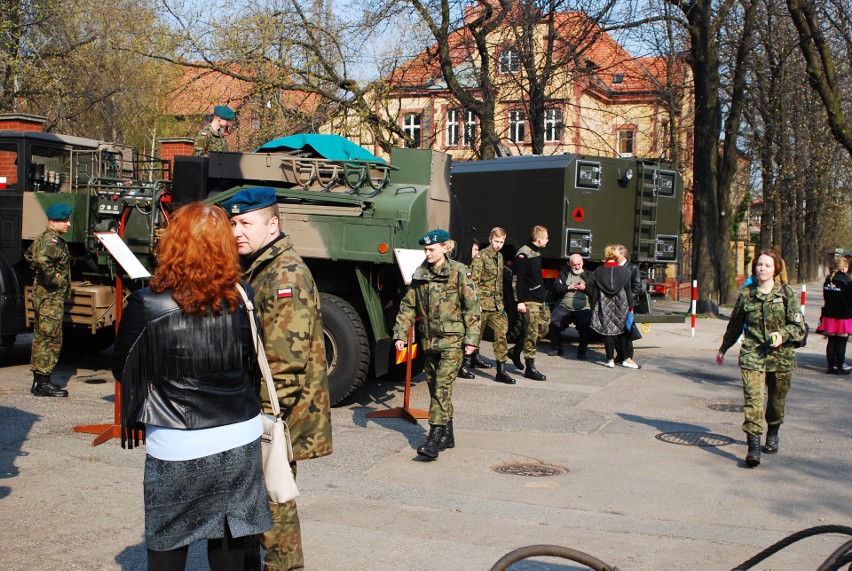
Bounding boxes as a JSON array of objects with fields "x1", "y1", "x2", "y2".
[
  {"x1": 214, "y1": 105, "x2": 235, "y2": 120},
  {"x1": 221, "y1": 187, "x2": 277, "y2": 216},
  {"x1": 45, "y1": 203, "x2": 72, "y2": 221},
  {"x1": 419, "y1": 228, "x2": 450, "y2": 245}
]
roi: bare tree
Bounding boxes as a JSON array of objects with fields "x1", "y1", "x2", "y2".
[{"x1": 786, "y1": 0, "x2": 852, "y2": 155}]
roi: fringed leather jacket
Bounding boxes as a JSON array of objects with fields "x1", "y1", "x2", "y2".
[{"x1": 112, "y1": 287, "x2": 261, "y2": 447}]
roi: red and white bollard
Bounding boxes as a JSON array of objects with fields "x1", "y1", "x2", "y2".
[
  {"x1": 800, "y1": 284, "x2": 806, "y2": 317},
  {"x1": 690, "y1": 280, "x2": 697, "y2": 337}
]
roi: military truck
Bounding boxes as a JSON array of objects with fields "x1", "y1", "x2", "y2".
[
  {"x1": 1, "y1": 122, "x2": 457, "y2": 405},
  {"x1": 451, "y1": 153, "x2": 684, "y2": 314},
  {"x1": 0, "y1": 127, "x2": 170, "y2": 360},
  {"x1": 181, "y1": 143, "x2": 459, "y2": 404}
]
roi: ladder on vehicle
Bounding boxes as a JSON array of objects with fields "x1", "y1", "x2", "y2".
[{"x1": 634, "y1": 162, "x2": 660, "y2": 262}]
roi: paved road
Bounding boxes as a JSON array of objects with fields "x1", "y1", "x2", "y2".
[{"x1": 1, "y1": 291, "x2": 850, "y2": 570}]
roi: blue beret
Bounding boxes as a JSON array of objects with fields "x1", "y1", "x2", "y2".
[
  {"x1": 419, "y1": 228, "x2": 450, "y2": 246},
  {"x1": 46, "y1": 203, "x2": 72, "y2": 220},
  {"x1": 214, "y1": 105, "x2": 235, "y2": 120},
  {"x1": 221, "y1": 187, "x2": 277, "y2": 216}
]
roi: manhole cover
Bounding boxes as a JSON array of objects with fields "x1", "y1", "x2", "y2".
[
  {"x1": 493, "y1": 462, "x2": 567, "y2": 477},
  {"x1": 655, "y1": 431, "x2": 736, "y2": 447},
  {"x1": 708, "y1": 401, "x2": 744, "y2": 413}
]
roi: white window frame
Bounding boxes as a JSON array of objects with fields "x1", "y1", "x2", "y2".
[
  {"x1": 499, "y1": 47, "x2": 520, "y2": 74},
  {"x1": 508, "y1": 110, "x2": 526, "y2": 143},
  {"x1": 544, "y1": 108, "x2": 563, "y2": 143},
  {"x1": 446, "y1": 109, "x2": 460, "y2": 147},
  {"x1": 403, "y1": 113, "x2": 422, "y2": 148},
  {"x1": 462, "y1": 110, "x2": 477, "y2": 147}
]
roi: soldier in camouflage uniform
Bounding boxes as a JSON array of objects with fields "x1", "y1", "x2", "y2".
[
  {"x1": 717, "y1": 249, "x2": 806, "y2": 468},
  {"x1": 223, "y1": 187, "x2": 332, "y2": 571},
  {"x1": 469, "y1": 227, "x2": 515, "y2": 384},
  {"x1": 508, "y1": 225, "x2": 550, "y2": 381},
  {"x1": 193, "y1": 105, "x2": 235, "y2": 156},
  {"x1": 393, "y1": 229, "x2": 481, "y2": 460},
  {"x1": 25, "y1": 203, "x2": 73, "y2": 397}
]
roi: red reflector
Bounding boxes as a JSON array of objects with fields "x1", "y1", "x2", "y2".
[
  {"x1": 541, "y1": 269, "x2": 559, "y2": 279},
  {"x1": 378, "y1": 243, "x2": 389, "y2": 254}
]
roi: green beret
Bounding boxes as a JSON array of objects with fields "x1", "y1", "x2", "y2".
[
  {"x1": 214, "y1": 105, "x2": 235, "y2": 120},
  {"x1": 46, "y1": 203, "x2": 72, "y2": 221},
  {"x1": 419, "y1": 228, "x2": 450, "y2": 246},
  {"x1": 221, "y1": 187, "x2": 277, "y2": 216}
]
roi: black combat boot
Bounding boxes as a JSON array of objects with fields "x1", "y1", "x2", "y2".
[
  {"x1": 469, "y1": 351, "x2": 492, "y2": 369},
  {"x1": 31, "y1": 373, "x2": 68, "y2": 398},
  {"x1": 437, "y1": 420, "x2": 455, "y2": 451},
  {"x1": 508, "y1": 345, "x2": 524, "y2": 370},
  {"x1": 763, "y1": 425, "x2": 780, "y2": 454},
  {"x1": 457, "y1": 359, "x2": 475, "y2": 379},
  {"x1": 493, "y1": 362, "x2": 516, "y2": 384},
  {"x1": 523, "y1": 359, "x2": 546, "y2": 381},
  {"x1": 745, "y1": 434, "x2": 761, "y2": 467},
  {"x1": 417, "y1": 425, "x2": 446, "y2": 459},
  {"x1": 547, "y1": 343, "x2": 563, "y2": 357}
]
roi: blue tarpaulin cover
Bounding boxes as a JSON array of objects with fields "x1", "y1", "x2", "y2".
[{"x1": 257, "y1": 134, "x2": 385, "y2": 163}]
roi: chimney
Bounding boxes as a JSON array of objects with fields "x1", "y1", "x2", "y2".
[
  {"x1": 0, "y1": 113, "x2": 47, "y2": 132},
  {"x1": 158, "y1": 138, "x2": 195, "y2": 179}
]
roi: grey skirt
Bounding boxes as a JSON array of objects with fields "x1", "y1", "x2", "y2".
[{"x1": 144, "y1": 438, "x2": 273, "y2": 551}]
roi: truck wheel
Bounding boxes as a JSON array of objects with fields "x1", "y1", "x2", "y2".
[
  {"x1": 61, "y1": 328, "x2": 115, "y2": 355},
  {"x1": 0, "y1": 335, "x2": 15, "y2": 357},
  {"x1": 320, "y1": 294, "x2": 370, "y2": 406}
]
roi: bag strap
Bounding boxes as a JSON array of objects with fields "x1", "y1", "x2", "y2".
[{"x1": 236, "y1": 283, "x2": 281, "y2": 418}]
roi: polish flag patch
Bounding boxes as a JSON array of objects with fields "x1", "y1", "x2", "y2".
[{"x1": 277, "y1": 288, "x2": 293, "y2": 299}]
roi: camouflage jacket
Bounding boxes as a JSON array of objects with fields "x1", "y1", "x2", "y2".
[
  {"x1": 244, "y1": 234, "x2": 332, "y2": 461},
  {"x1": 25, "y1": 228, "x2": 71, "y2": 298},
  {"x1": 719, "y1": 283, "x2": 806, "y2": 372},
  {"x1": 192, "y1": 125, "x2": 228, "y2": 156},
  {"x1": 470, "y1": 247, "x2": 503, "y2": 312},
  {"x1": 393, "y1": 258, "x2": 481, "y2": 352}
]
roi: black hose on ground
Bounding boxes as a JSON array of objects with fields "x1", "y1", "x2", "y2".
[
  {"x1": 732, "y1": 525, "x2": 852, "y2": 570},
  {"x1": 489, "y1": 544, "x2": 619, "y2": 571}
]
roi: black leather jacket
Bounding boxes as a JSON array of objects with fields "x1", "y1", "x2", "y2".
[{"x1": 113, "y1": 287, "x2": 261, "y2": 446}]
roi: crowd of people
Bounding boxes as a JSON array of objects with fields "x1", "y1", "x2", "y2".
[{"x1": 26, "y1": 147, "x2": 849, "y2": 564}]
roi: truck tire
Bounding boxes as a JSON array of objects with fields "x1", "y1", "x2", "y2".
[
  {"x1": 0, "y1": 335, "x2": 15, "y2": 358},
  {"x1": 61, "y1": 327, "x2": 115, "y2": 356},
  {"x1": 320, "y1": 293, "x2": 370, "y2": 406}
]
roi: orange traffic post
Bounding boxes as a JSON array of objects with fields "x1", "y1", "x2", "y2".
[{"x1": 366, "y1": 326, "x2": 427, "y2": 424}]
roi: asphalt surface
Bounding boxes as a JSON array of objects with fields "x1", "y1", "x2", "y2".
[{"x1": 1, "y1": 285, "x2": 850, "y2": 570}]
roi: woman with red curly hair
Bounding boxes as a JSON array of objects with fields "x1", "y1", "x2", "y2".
[{"x1": 113, "y1": 202, "x2": 272, "y2": 570}]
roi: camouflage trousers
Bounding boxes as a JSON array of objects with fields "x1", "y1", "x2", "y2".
[
  {"x1": 245, "y1": 463, "x2": 303, "y2": 571},
  {"x1": 31, "y1": 294, "x2": 64, "y2": 375},
  {"x1": 741, "y1": 368, "x2": 792, "y2": 435},
  {"x1": 423, "y1": 349, "x2": 463, "y2": 425},
  {"x1": 479, "y1": 310, "x2": 509, "y2": 362},
  {"x1": 517, "y1": 302, "x2": 550, "y2": 359}
]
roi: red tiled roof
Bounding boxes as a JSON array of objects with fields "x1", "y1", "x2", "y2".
[{"x1": 389, "y1": 10, "x2": 680, "y2": 94}]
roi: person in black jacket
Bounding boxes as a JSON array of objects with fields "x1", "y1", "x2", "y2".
[
  {"x1": 821, "y1": 255, "x2": 852, "y2": 374},
  {"x1": 616, "y1": 244, "x2": 643, "y2": 369},
  {"x1": 590, "y1": 244, "x2": 634, "y2": 368},
  {"x1": 113, "y1": 203, "x2": 272, "y2": 571},
  {"x1": 507, "y1": 225, "x2": 550, "y2": 380}
]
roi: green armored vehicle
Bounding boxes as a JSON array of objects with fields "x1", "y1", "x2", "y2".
[{"x1": 184, "y1": 136, "x2": 459, "y2": 404}]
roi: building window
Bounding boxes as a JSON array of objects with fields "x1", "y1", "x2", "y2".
[
  {"x1": 617, "y1": 129, "x2": 634, "y2": 157},
  {"x1": 499, "y1": 47, "x2": 520, "y2": 74},
  {"x1": 447, "y1": 109, "x2": 476, "y2": 147},
  {"x1": 462, "y1": 110, "x2": 477, "y2": 147},
  {"x1": 403, "y1": 113, "x2": 422, "y2": 148},
  {"x1": 544, "y1": 109, "x2": 563, "y2": 143},
  {"x1": 508, "y1": 110, "x2": 526, "y2": 143},
  {"x1": 446, "y1": 109, "x2": 460, "y2": 147}
]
